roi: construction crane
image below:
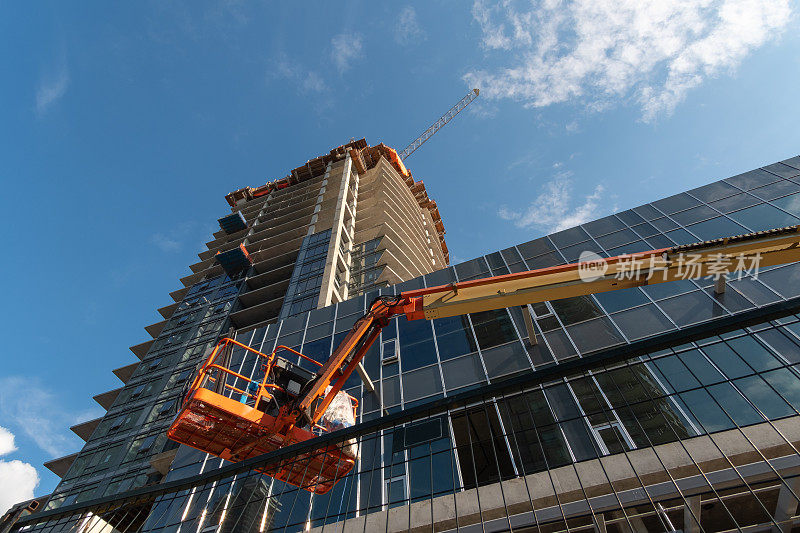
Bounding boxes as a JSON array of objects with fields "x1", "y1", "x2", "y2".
[
  {"x1": 168, "y1": 225, "x2": 800, "y2": 494},
  {"x1": 397, "y1": 88, "x2": 480, "y2": 160}
]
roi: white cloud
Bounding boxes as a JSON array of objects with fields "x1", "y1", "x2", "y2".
[
  {"x1": 464, "y1": 0, "x2": 792, "y2": 121},
  {"x1": 273, "y1": 54, "x2": 328, "y2": 94},
  {"x1": 35, "y1": 52, "x2": 69, "y2": 116},
  {"x1": 395, "y1": 6, "x2": 425, "y2": 45},
  {"x1": 0, "y1": 377, "x2": 99, "y2": 458},
  {"x1": 0, "y1": 459, "x2": 39, "y2": 514},
  {"x1": 0, "y1": 427, "x2": 40, "y2": 514},
  {"x1": 331, "y1": 33, "x2": 363, "y2": 74},
  {"x1": 0, "y1": 427, "x2": 17, "y2": 456},
  {"x1": 499, "y1": 173, "x2": 605, "y2": 233}
]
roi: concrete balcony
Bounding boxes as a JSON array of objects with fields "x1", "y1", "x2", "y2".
[
  {"x1": 158, "y1": 302, "x2": 178, "y2": 320},
  {"x1": 44, "y1": 452, "x2": 78, "y2": 478},
  {"x1": 229, "y1": 296, "x2": 283, "y2": 328},
  {"x1": 238, "y1": 278, "x2": 290, "y2": 308},
  {"x1": 112, "y1": 362, "x2": 139, "y2": 384},
  {"x1": 144, "y1": 320, "x2": 166, "y2": 339},
  {"x1": 129, "y1": 339, "x2": 153, "y2": 360},
  {"x1": 70, "y1": 418, "x2": 101, "y2": 442},
  {"x1": 93, "y1": 388, "x2": 122, "y2": 410}
]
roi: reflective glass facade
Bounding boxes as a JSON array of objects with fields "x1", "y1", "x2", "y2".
[{"x1": 16, "y1": 155, "x2": 800, "y2": 532}]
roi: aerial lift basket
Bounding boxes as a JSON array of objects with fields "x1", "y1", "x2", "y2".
[{"x1": 167, "y1": 338, "x2": 358, "y2": 494}]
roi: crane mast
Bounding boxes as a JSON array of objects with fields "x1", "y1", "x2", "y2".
[{"x1": 398, "y1": 88, "x2": 480, "y2": 160}]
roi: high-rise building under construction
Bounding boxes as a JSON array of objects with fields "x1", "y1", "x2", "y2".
[{"x1": 5, "y1": 149, "x2": 800, "y2": 533}]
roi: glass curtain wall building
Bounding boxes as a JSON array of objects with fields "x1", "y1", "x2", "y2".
[{"x1": 8, "y1": 155, "x2": 800, "y2": 532}]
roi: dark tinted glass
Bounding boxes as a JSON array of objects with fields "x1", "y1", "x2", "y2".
[
  {"x1": 762, "y1": 162, "x2": 800, "y2": 178},
  {"x1": 550, "y1": 227, "x2": 590, "y2": 248},
  {"x1": 657, "y1": 291, "x2": 727, "y2": 326},
  {"x1": 724, "y1": 168, "x2": 781, "y2": 190},
  {"x1": 749, "y1": 180, "x2": 800, "y2": 201},
  {"x1": 652, "y1": 193, "x2": 700, "y2": 214},
  {"x1": 516, "y1": 238, "x2": 555, "y2": 260},
  {"x1": 616, "y1": 210, "x2": 645, "y2": 225},
  {"x1": 709, "y1": 192, "x2": 760, "y2": 213},
  {"x1": 584, "y1": 215, "x2": 626, "y2": 237},
  {"x1": 688, "y1": 181, "x2": 739, "y2": 202},
  {"x1": 771, "y1": 193, "x2": 800, "y2": 217},
  {"x1": 729, "y1": 204, "x2": 800, "y2": 231},
  {"x1": 671, "y1": 205, "x2": 718, "y2": 225},
  {"x1": 594, "y1": 287, "x2": 649, "y2": 313},
  {"x1": 611, "y1": 305, "x2": 674, "y2": 340},
  {"x1": 685, "y1": 217, "x2": 747, "y2": 240}
]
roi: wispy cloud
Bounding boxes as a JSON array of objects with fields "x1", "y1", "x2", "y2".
[
  {"x1": 331, "y1": 33, "x2": 363, "y2": 74},
  {"x1": 272, "y1": 53, "x2": 328, "y2": 95},
  {"x1": 395, "y1": 6, "x2": 425, "y2": 45},
  {"x1": 499, "y1": 172, "x2": 606, "y2": 233},
  {"x1": 464, "y1": 0, "x2": 792, "y2": 122},
  {"x1": 150, "y1": 221, "x2": 199, "y2": 253},
  {"x1": 35, "y1": 49, "x2": 69, "y2": 117},
  {"x1": 0, "y1": 377, "x2": 100, "y2": 458}
]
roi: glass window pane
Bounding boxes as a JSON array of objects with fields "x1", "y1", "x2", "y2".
[
  {"x1": 677, "y1": 350, "x2": 724, "y2": 385},
  {"x1": 728, "y1": 203, "x2": 800, "y2": 232},
  {"x1": 771, "y1": 193, "x2": 800, "y2": 217},
  {"x1": 707, "y1": 383, "x2": 762, "y2": 426},
  {"x1": 757, "y1": 329, "x2": 800, "y2": 364},
  {"x1": 750, "y1": 179, "x2": 800, "y2": 201},
  {"x1": 679, "y1": 389, "x2": 732, "y2": 432},
  {"x1": 733, "y1": 376, "x2": 794, "y2": 419},
  {"x1": 617, "y1": 210, "x2": 645, "y2": 225},
  {"x1": 584, "y1": 215, "x2": 626, "y2": 237},
  {"x1": 481, "y1": 343, "x2": 531, "y2": 378},
  {"x1": 470, "y1": 309, "x2": 518, "y2": 350},
  {"x1": 689, "y1": 181, "x2": 740, "y2": 202},
  {"x1": 402, "y1": 365, "x2": 442, "y2": 402},
  {"x1": 595, "y1": 287, "x2": 650, "y2": 313},
  {"x1": 657, "y1": 291, "x2": 727, "y2": 327},
  {"x1": 685, "y1": 217, "x2": 747, "y2": 240},
  {"x1": 758, "y1": 264, "x2": 800, "y2": 299},
  {"x1": 653, "y1": 193, "x2": 700, "y2": 214},
  {"x1": 441, "y1": 354, "x2": 485, "y2": 391},
  {"x1": 633, "y1": 204, "x2": 663, "y2": 220},
  {"x1": 671, "y1": 205, "x2": 718, "y2": 225},
  {"x1": 550, "y1": 296, "x2": 603, "y2": 325},
  {"x1": 516, "y1": 238, "x2": 555, "y2": 260},
  {"x1": 566, "y1": 317, "x2": 624, "y2": 353},
  {"x1": 701, "y1": 342, "x2": 752, "y2": 379},
  {"x1": 550, "y1": 227, "x2": 590, "y2": 248},
  {"x1": 725, "y1": 169, "x2": 781, "y2": 190},
  {"x1": 652, "y1": 355, "x2": 700, "y2": 392},
  {"x1": 726, "y1": 336, "x2": 782, "y2": 372},
  {"x1": 764, "y1": 162, "x2": 800, "y2": 178},
  {"x1": 611, "y1": 304, "x2": 675, "y2": 340},
  {"x1": 709, "y1": 192, "x2": 760, "y2": 213},
  {"x1": 596, "y1": 228, "x2": 639, "y2": 249},
  {"x1": 761, "y1": 368, "x2": 800, "y2": 410},
  {"x1": 397, "y1": 316, "x2": 438, "y2": 371}
]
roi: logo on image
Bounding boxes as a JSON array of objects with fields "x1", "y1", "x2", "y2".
[{"x1": 578, "y1": 251, "x2": 608, "y2": 282}]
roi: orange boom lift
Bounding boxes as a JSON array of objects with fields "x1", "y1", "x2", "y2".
[{"x1": 168, "y1": 226, "x2": 800, "y2": 493}]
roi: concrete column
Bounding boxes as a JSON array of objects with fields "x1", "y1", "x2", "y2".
[
  {"x1": 593, "y1": 513, "x2": 607, "y2": 533},
  {"x1": 684, "y1": 495, "x2": 701, "y2": 533},
  {"x1": 774, "y1": 476, "x2": 800, "y2": 533}
]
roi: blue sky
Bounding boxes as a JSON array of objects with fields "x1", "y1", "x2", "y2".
[{"x1": 1, "y1": 0, "x2": 799, "y2": 505}]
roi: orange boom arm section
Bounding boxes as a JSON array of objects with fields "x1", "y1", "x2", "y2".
[{"x1": 169, "y1": 225, "x2": 800, "y2": 493}]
